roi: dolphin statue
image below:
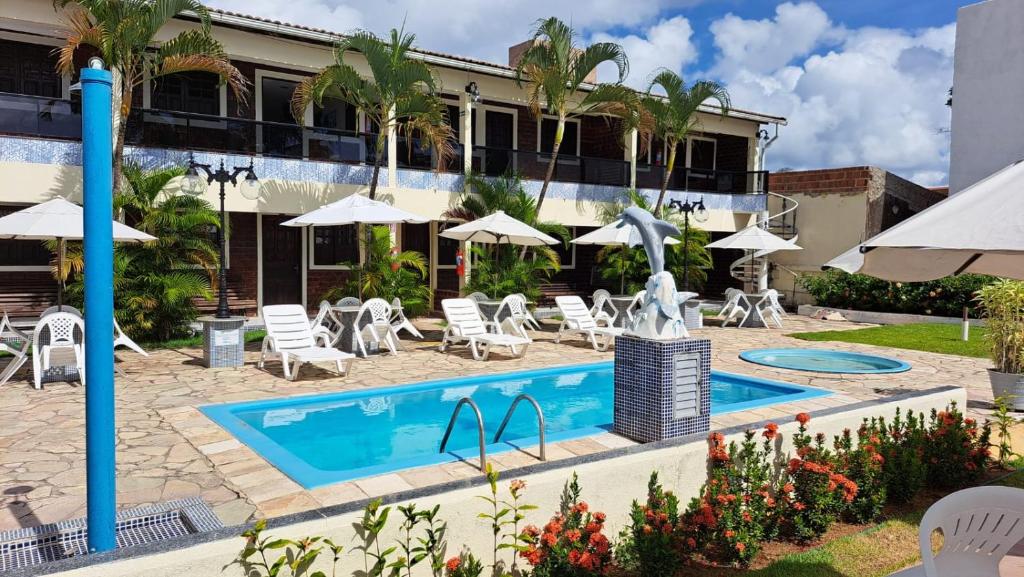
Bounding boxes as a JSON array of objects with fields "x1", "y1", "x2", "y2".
[{"x1": 616, "y1": 207, "x2": 681, "y2": 275}]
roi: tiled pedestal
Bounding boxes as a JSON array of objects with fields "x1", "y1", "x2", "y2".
[
  {"x1": 198, "y1": 316, "x2": 245, "y2": 368},
  {"x1": 613, "y1": 335, "x2": 711, "y2": 443}
]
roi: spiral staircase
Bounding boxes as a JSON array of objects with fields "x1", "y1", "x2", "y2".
[{"x1": 728, "y1": 191, "x2": 800, "y2": 290}]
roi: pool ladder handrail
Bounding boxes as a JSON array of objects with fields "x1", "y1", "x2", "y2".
[
  {"x1": 493, "y1": 394, "x2": 546, "y2": 461},
  {"x1": 438, "y1": 397, "x2": 487, "y2": 472}
]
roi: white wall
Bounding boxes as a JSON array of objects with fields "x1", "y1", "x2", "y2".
[{"x1": 949, "y1": 0, "x2": 1024, "y2": 193}]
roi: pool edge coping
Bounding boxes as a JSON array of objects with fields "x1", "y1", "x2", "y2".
[{"x1": 23, "y1": 384, "x2": 963, "y2": 577}]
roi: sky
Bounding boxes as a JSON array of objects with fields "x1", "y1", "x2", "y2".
[{"x1": 205, "y1": 0, "x2": 980, "y2": 186}]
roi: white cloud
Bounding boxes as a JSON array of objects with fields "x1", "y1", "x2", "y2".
[
  {"x1": 709, "y1": 3, "x2": 954, "y2": 184},
  {"x1": 591, "y1": 16, "x2": 698, "y2": 88}
]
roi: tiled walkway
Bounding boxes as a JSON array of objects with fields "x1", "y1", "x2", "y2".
[{"x1": 0, "y1": 316, "x2": 995, "y2": 531}]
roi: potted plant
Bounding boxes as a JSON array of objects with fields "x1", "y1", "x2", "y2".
[{"x1": 976, "y1": 279, "x2": 1024, "y2": 410}]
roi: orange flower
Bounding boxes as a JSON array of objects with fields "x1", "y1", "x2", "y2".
[
  {"x1": 724, "y1": 529, "x2": 735, "y2": 538},
  {"x1": 763, "y1": 422, "x2": 779, "y2": 440},
  {"x1": 446, "y1": 557, "x2": 461, "y2": 573},
  {"x1": 782, "y1": 483, "x2": 795, "y2": 493},
  {"x1": 736, "y1": 542, "x2": 746, "y2": 553},
  {"x1": 793, "y1": 502, "x2": 806, "y2": 511},
  {"x1": 796, "y1": 412, "x2": 811, "y2": 425}
]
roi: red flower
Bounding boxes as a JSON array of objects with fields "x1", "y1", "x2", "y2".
[
  {"x1": 575, "y1": 501, "x2": 589, "y2": 513},
  {"x1": 736, "y1": 542, "x2": 746, "y2": 553},
  {"x1": 793, "y1": 502, "x2": 806, "y2": 511},
  {"x1": 594, "y1": 512, "x2": 606, "y2": 523},
  {"x1": 542, "y1": 532, "x2": 558, "y2": 547},
  {"x1": 565, "y1": 529, "x2": 581, "y2": 543},
  {"x1": 686, "y1": 537, "x2": 697, "y2": 549},
  {"x1": 642, "y1": 525, "x2": 654, "y2": 535},
  {"x1": 782, "y1": 483, "x2": 795, "y2": 494},
  {"x1": 763, "y1": 422, "x2": 779, "y2": 440},
  {"x1": 724, "y1": 530, "x2": 735, "y2": 538},
  {"x1": 446, "y1": 557, "x2": 461, "y2": 573},
  {"x1": 796, "y1": 412, "x2": 811, "y2": 425},
  {"x1": 523, "y1": 524, "x2": 540, "y2": 537}
]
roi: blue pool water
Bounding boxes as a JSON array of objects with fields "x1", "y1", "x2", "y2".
[
  {"x1": 739, "y1": 348, "x2": 910, "y2": 374},
  {"x1": 202, "y1": 362, "x2": 830, "y2": 488}
]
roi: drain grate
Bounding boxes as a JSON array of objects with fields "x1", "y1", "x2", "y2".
[{"x1": 0, "y1": 498, "x2": 222, "y2": 572}]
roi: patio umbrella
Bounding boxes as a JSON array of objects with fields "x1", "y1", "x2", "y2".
[
  {"x1": 0, "y1": 198, "x2": 156, "y2": 309},
  {"x1": 824, "y1": 158, "x2": 1024, "y2": 339},
  {"x1": 705, "y1": 225, "x2": 802, "y2": 252},
  {"x1": 439, "y1": 210, "x2": 559, "y2": 274},
  {"x1": 571, "y1": 219, "x2": 681, "y2": 293},
  {"x1": 281, "y1": 195, "x2": 429, "y2": 298}
]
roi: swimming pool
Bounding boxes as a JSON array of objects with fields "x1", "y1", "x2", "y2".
[
  {"x1": 739, "y1": 348, "x2": 911, "y2": 374},
  {"x1": 202, "y1": 362, "x2": 831, "y2": 488}
]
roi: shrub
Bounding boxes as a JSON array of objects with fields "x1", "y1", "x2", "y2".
[
  {"x1": 445, "y1": 552, "x2": 484, "y2": 577},
  {"x1": 800, "y1": 270, "x2": 993, "y2": 317},
  {"x1": 520, "y1": 473, "x2": 611, "y2": 577},
  {"x1": 782, "y1": 413, "x2": 857, "y2": 543},
  {"x1": 975, "y1": 279, "x2": 1024, "y2": 374},
  {"x1": 623, "y1": 472, "x2": 682, "y2": 577},
  {"x1": 866, "y1": 409, "x2": 928, "y2": 504},
  {"x1": 923, "y1": 403, "x2": 991, "y2": 488},
  {"x1": 832, "y1": 426, "x2": 886, "y2": 523}
]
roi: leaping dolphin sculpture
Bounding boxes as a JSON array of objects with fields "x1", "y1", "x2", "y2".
[{"x1": 616, "y1": 207, "x2": 681, "y2": 275}]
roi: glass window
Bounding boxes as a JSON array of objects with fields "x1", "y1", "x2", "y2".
[
  {"x1": 0, "y1": 205, "x2": 50, "y2": 267},
  {"x1": 314, "y1": 97, "x2": 357, "y2": 132},
  {"x1": 152, "y1": 72, "x2": 220, "y2": 115},
  {"x1": 540, "y1": 118, "x2": 578, "y2": 155},
  {"x1": 313, "y1": 225, "x2": 359, "y2": 266},
  {"x1": 689, "y1": 138, "x2": 716, "y2": 170},
  {"x1": 0, "y1": 40, "x2": 62, "y2": 98}
]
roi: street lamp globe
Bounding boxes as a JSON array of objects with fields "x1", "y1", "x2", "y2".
[
  {"x1": 180, "y1": 165, "x2": 206, "y2": 196},
  {"x1": 693, "y1": 198, "x2": 709, "y2": 223},
  {"x1": 238, "y1": 170, "x2": 262, "y2": 200}
]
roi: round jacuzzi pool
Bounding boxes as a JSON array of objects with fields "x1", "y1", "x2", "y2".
[{"x1": 739, "y1": 348, "x2": 911, "y2": 374}]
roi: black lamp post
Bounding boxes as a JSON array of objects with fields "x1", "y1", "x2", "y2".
[
  {"x1": 182, "y1": 155, "x2": 262, "y2": 319},
  {"x1": 668, "y1": 196, "x2": 709, "y2": 292}
]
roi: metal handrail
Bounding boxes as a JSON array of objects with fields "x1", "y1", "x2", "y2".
[
  {"x1": 438, "y1": 397, "x2": 487, "y2": 473},
  {"x1": 493, "y1": 394, "x2": 546, "y2": 461}
]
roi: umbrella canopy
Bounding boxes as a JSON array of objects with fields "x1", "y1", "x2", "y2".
[
  {"x1": 571, "y1": 219, "x2": 681, "y2": 247},
  {"x1": 439, "y1": 210, "x2": 559, "y2": 246},
  {"x1": 280, "y1": 194, "x2": 429, "y2": 227},
  {"x1": 0, "y1": 198, "x2": 156, "y2": 242},
  {"x1": 824, "y1": 159, "x2": 1024, "y2": 281},
  {"x1": 706, "y1": 225, "x2": 802, "y2": 253}
]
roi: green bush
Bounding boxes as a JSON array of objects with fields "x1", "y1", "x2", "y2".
[{"x1": 800, "y1": 270, "x2": 993, "y2": 317}]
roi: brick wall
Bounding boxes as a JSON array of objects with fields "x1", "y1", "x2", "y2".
[
  {"x1": 307, "y1": 270, "x2": 352, "y2": 307},
  {"x1": 769, "y1": 166, "x2": 875, "y2": 196}
]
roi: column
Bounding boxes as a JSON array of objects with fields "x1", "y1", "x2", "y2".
[
  {"x1": 461, "y1": 92, "x2": 473, "y2": 176},
  {"x1": 626, "y1": 128, "x2": 638, "y2": 189}
]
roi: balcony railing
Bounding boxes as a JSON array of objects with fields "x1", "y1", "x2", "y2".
[
  {"x1": 471, "y1": 146, "x2": 631, "y2": 187},
  {"x1": 636, "y1": 163, "x2": 769, "y2": 194},
  {"x1": 0, "y1": 92, "x2": 81, "y2": 140}
]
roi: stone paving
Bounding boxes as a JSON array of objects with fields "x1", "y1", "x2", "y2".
[{"x1": 0, "y1": 315, "x2": 996, "y2": 532}]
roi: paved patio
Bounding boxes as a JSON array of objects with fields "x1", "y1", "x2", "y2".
[{"x1": 0, "y1": 315, "x2": 996, "y2": 532}]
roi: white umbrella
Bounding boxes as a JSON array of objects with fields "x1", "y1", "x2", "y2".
[
  {"x1": 280, "y1": 194, "x2": 429, "y2": 227},
  {"x1": 439, "y1": 211, "x2": 559, "y2": 246},
  {"x1": 0, "y1": 198, "x2": 156, "y2": 308},
  {"x1": 705, "y1": 225, "x2": 802, "y2": 252},
  {"x1": 571, "y1": 219, "x2": 680, "y2": 293},
  {"x1": 825, "y1": 159, "x2": 1024, "y2": 281}
]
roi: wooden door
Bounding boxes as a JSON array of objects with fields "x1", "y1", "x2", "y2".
[{"x1": 261, "y1": 215, "x2": 302, "y2": 306}]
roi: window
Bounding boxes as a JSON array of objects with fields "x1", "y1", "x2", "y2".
[
  {"x1": 539, "y1": 118, "x2": 579, "y2": 156},
  {"x1": 151, "y1": 72, "x2": 220, "y2": 115},
  {"x1": 314, "y1": 97, "x2": 357, "y2": 132},
  {"x1": 312, "y1": 225, "x2": 359, "y2": 267},
  {"x1": 0, "y1": 40, "x2": 62, "y2": 98},
  {"x1": 0, "y1": 205, "x2": 50, "y2": 269},
  {"x1": 688, "y1": 137, "x2": 716, "y2": 170}
]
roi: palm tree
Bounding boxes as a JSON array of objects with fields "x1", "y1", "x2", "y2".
[
  {"x1": 291, "y1": 27, "x2": 454, "y2": 200},
  {"x1": 514, "y1": 17, "x2": 644, "y2": 213},
  {"x1": 595, "y1": 189, "x2": 712, "y2": 292},
  {"x1": 642, "y1": 69, "x2": 730, "y2": 216},
  {"x1": 53, "y1": 0, "x2": 248, "y2": 191},
  {"x1": 443, "y1": 172, "x2": 569, "y2": 301}
]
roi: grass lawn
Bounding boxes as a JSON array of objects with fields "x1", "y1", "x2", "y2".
[
  {"x1": 139, "y1": 329, "x2": 266, "y2": 350},
  {"x1": 743, "y1": 470, "x2": 1024, "y2": 577},
  {"x1": 788, "y1": 323, "x2": 989, "y2": 358}
]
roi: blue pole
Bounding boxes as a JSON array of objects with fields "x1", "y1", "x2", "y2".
[{"x1": 81, "y1": 64, "x2": 116, "y2": 553}]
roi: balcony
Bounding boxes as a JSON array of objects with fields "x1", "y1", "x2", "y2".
[
  {"x1": 471, "y1": 146, "x2": 631, "y2": 187},
  {"x1": 0, "y1": 92, "x2": 81, "y2": 140},
  {"x1": 636, "y1": 163, "x2": 768, "y2": 194}
]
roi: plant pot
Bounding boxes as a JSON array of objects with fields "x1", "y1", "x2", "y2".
[{"x1": 988, "y1": 369, "x2": 1024, "y2": 411}]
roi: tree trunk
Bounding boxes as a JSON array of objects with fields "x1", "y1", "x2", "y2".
[
  {"x1": 368, "y1": 135, "x2": 386, "y2": 200},
  {"x1": 112, "y1": 75, "x2": 131, "y2": 196},
  {"x1": 653, "y1": 141, "x2": 678, "y2": 217},
  {"x1": 535, "y1": 116, "x2": 565, "y2": 214}
]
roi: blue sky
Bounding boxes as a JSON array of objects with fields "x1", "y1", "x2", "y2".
[{"x1": 207, "y1": 0, "x2": 973, "y2": 185}]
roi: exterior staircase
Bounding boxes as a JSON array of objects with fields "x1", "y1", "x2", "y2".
[{"x1": 728, "y1": 191, "x2": 799, "y2": 291}]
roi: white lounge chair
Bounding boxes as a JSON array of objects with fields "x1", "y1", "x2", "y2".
[
  {"x1": 887, "y1": 485, "x2": 1024, "y2": 577},
  {"x1": 259, "y1": 304, "x2": 355, "y2": 381},
  {"x1": 624, "y1": 290, "x2": 647, "y2": 327},
  {"x1": 718, "y1": 289, "x2": 747, "y2": 327},
  {"x1": 32, "y1": 312, "x2": 85, "y2": 389},
  {"x1": 492, "y1": 294, "x2": 531, "y2": 339},
  {"x1": 554, "y1": 296, "x2": 624, "y2": 352},
  {"x1": 590, "y1": 289, "x2": 616, "y2": 327},
  {"x1": 390, "y1": 298, "x2": 423, "y2": 339},
  {"x1": 353, "y1": 298, "x2": 401, "y2": 356},
  {"x1": 0, "y1": 312, "x2": 30, "y2": 386},
  {"x1": 440, "y1": 298, "x2": 530, "y2": 361}
]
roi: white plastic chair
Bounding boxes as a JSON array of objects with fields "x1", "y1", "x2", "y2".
[
  {"x1": 755, "y1": 289, "x2": 784, "y2": 329},
  {"x1": 888, "y1": 485, "x2": 1024, "y2": 577},
  {"x1": 624, "y1": 290, "x2": 647, "y2": 326},
  {"x1": 113, "y1": 317, "x2": 147, "y2": 357},
  {"x1": 554, "y1": 296, "x2": 624, "y2": 352},
  {"x1": 718, "y1": 290, "x2": 747, "y2": 327},
  {"x1": 259, "y1": 305, "x2": 355, "y2": 381},
  {"x1": 352, "y1": 298, "x2": 401, "y2": 357},
  {"x1": 493, "y1": 294, "x2": 531, "y2": 339},
  {"x1": 390, "y1": 298, "x2": 423, "y2": 339},
  {"x1": 439, "y1": 298, "x2": 530, "y2": 361},
  {"x1": 31, "y1": 312, "x2": 85, "y2": 389},
  {"x1": 514, "y1": 293, "x2": 542, "y2": 330},
  {"x1": 41, "y1": 305, "x2": 83, "y2": 318},
  {"x1": 467, "y1": 292, "x2": 490, "y2": 303},
  {"x1": 0, "y1": 312, "x2": 31, "y2": 386},
  {"x1": 590, "y1": 289, "x2": 616, "y2": 327},
  {"x1": 311, "y1": 300, "x2": 342, "y2": 345}
]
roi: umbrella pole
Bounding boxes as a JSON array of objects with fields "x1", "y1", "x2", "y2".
[
  {"x1": 58, "y1": 237, "x2": 65, "y2": 311},
  {"x1": 620, "y1": 246, "x2": 626, "y2": 294}
]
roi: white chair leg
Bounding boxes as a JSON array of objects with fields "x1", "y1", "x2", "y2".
[
  {"x1": 354, "y1": 328, "x2": 369, "y2": 357},
  {"x1": 516, "y1": 343, "x2": 529, "y2": 359},
  {"x1": 288, "y1": 358, "x2": 302, "y2": 381},
  {"x1": 480, "y1": 341, "x2": 491, "y2": 361},
  {"x1": 467, "y1": 338, "x2": 483, "y2": 360},
  {"x1": 280, "y1": 352, "x2": 292, "y2": 380},
  {"x1": 258, "y1": 338, "x2": 270, "y2": 369},
  {"x1": 32, "y1": 351, "x2": 41, "y2": 390},
  {"x1": 588, "y1": 331, "x2": 602, "y2": 351}
]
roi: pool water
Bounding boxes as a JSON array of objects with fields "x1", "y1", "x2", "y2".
[
  {"x1": 202, "y1": 362, "x2": 831, "y2": 488},
  {"x1": 739, "y1": 348, "x2": 910, "y2": 374}
]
